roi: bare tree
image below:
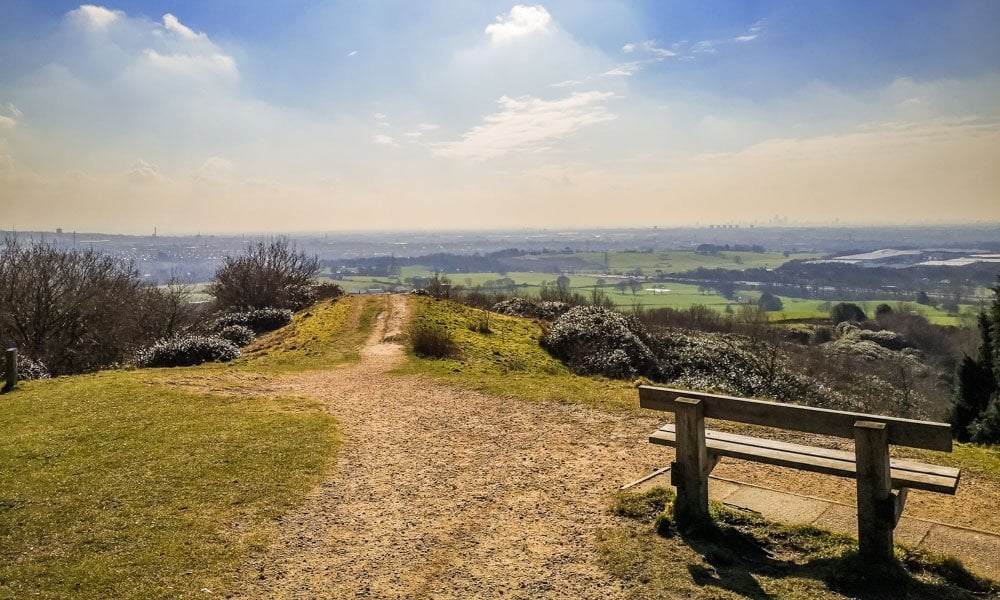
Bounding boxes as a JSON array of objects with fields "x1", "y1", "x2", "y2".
[
  {"x1": 0, "y1": 239, "x2": 156, "y2": 374},
  {"x1": 209, "y1": 238, "x2": 320, "y2": 311}
]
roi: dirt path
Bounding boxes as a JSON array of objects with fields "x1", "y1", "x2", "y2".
[
  {"x1": 236, "y1": 295, "x2": 668, "y2": 598},
  {"x1": 236, "y1": 295, "x2": 998, "y2": 598}
]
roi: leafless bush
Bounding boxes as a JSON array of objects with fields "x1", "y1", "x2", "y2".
[
  {"x1": 209, "y1": 238, "x2": 320, "y2": 311},
  {"x1": 0, "y1": 239, "x2": 190, "y2": 374}
]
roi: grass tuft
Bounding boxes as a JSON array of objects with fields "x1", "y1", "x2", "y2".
[{"x1": 601, "y1": 487, "x2": 996, "y2": 599}]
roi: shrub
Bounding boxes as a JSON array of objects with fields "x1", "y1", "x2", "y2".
[
  {"x1": 492, "y1": 297, "x2": 570, "y2": 321},
  {"x1": 411, "y1": 323, "x2": 459, "y2": 359},
  {"x1": 542, "y1": 306, "x2": 660, "y2": 379},
  {"x1": 855, "y1": 329, "x2": 909, "y2": 351},
  {"x1": 312, "y1": 281, "x2": 344, "y2": 301},
  {"x1": 138, "y1": 335, "x2": 241, "y2": 368},
  {"x1": 209, "y1": 238, "x2": 320, "y2": 311},
  {"x1": 757, "y1": 292, "x2": 784, "y2": 312},
  {"x1": 217, "y1": 325, "x2": 256, "y2": 347},
  {"x1": 811, "y1": 326, "x2": 834, "y2": 345},
  {"x1": 0, "y1": 239, "x2": 194, "y2": 375},
  {"x1": 15, "y1": 354, "x2": 50, "y2": 381},
  {"x1": 830, "y1": 302, "x2": 867, "y2": 324},
  {"x1": 214, "y1": 308, "x2": 293, "y2": 334}
]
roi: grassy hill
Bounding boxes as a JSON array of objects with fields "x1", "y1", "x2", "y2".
[{"x1": 0, "y1": 296, "x2": 390, "y2": 599}]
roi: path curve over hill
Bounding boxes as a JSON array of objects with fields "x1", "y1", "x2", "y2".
[{"x1": 236, "y1": 295, "x2": 665, "y2": 598}]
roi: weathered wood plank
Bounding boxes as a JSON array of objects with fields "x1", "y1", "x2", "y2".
[
  {"x1": 855, "y1": 420, "x2": 894, "y2": 563},
  {"x1": 673, "y1": 398, "x2": 710, "y2": 526},
  {"x1": 639, "y1": 385, "x2": 952, "y2": 451},
  {"x1": 649, "y1": 425, "x2": 959, "y2": 494},
  {"x1": 653, "y1": 424, "x2": 960, "y2": 479}
]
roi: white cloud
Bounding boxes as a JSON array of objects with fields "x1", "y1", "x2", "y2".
[
  {"x1": 642, "y1": 40, "x2": 676, "y2": 57},
  {"x1": 435, "y1": 91, "x2": 616, "y2": 160},
  {"x1": 67, "y1": 5, "x2": 121, "y2": 30},
  {"x1": 402, "y1": 123, "x2": 440, "y2": 139},
  {"x1": 549, "y1": 79, "x2": 583, "y2": 88},
  {"x1": 485, "y1": 5, "x2": 553, "y2": 44},
  {"x1": 692, "y1": 40, "x2": 716, "y2": 54},
  {"x1": 602, "y1": 62, "x2": 641, "y2": 77},
  {"x1": 348, "y1": 50, "x2": 358, "y2": 57},
  {"x1": 141, "y1": 49, "x2": 239, "y2": 81},
  {"x1": 162, "y1": 13, "x2": 207, "y2": 42},
  {"x1": 0, "y1": 115, "x2": 15, "y2": 129},
  {"x1": 734, "y1": 21, "x2": 765, "y2": 43},
  {"x1": 5, "y1": 103, "x2": 23, "y2": 119},
  {"x1": 622, "y1": 43, "x2": 636, "y2": 53},
  {"x1": 372, "y1": 134, "x2": 398, "y2": 147},
  {"x1": 127, "y1": 158, "x2": 164, "y2": 183}
]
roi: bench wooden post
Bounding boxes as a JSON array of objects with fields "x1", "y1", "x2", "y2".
[
  {"x1": 2, "y1": 348, "x2": 14, "y2": 393},
  {"x1": 672, "y1": 397, "x2": 710, "y2": 526},
  {"x1": 854, "y1": 420, "x2": 894, "y2": 563}
]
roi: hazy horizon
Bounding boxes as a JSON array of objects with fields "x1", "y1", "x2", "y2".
[{"x1": 2, "y1": 1, "x2": 999, "y2": 233}]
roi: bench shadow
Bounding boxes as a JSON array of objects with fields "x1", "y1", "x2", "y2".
[{"x1": 675, "y1": 520, "x2": 989, "y2": 600}]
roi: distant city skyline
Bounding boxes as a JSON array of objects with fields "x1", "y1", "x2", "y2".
[{"x1": 1, "y1": 1, "x2": 999, "y2": 233}]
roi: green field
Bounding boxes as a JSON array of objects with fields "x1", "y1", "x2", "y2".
[{"x1": 574, "y1": 249, "x2": 822, "y2": 273}]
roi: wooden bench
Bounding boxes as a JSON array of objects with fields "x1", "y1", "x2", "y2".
[{"x1": 638, "y1": 385, "x2": 961, "y2": 563}]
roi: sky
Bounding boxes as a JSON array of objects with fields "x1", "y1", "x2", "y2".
[{"x1": 0, "y1": 1, "x2": 998, "y2": 234}]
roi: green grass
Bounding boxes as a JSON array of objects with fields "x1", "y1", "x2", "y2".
[
  {"x1": 234, "y1": 295, "x2": 385, "y2": 372},
  {"x1": 765, "y1": 298, "x2": 981, "y2": 326},
  {"x1": 575, "y1": 249, "x2": 822, "y2": 273},
  {"x1": 0, "y1": 371, "x2": 338, "y2": 599},
  {"x1": 599, "y1": 487, "x2": 995, "y2": 599},
  {"x1": 394, "y1": 297, "x2": 638, "y2": 412}
]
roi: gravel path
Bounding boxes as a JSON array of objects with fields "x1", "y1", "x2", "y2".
[{"x1": 236, "y1": 295, "x2": 665, "y2": 599}]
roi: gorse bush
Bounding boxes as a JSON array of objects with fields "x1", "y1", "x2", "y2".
[
  {"x1": 411, "y1": 323, "x2": 459, "y2": 359},
  {"x1": 138, "y1": 335, "x2": 241, "y2": 368},
  {"x1": 217, "y1": 324, "x2": 256, "y2": 347},
  {"x1": 492, "y1": 297, "x2": 570, "y2": 321},
  {"x1": 214, "y1": 308, "x2": 293, "y2": 335},
  {"x1": 542, "y1": 306, "x2": 661, "y2": 379},
  {"x1": 16, "y1": 355, "x2": 50, "y2": 381}
]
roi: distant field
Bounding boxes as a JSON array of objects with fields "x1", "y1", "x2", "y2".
[{"x1": 573, "y1": 249, "x2": 822, "y2": 273}]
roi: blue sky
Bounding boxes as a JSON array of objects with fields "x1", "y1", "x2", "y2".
[{"x1": 1, "y1": 1, "x2": 998, "y2": 232}]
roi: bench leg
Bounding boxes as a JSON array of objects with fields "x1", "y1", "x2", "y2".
[
  {"x1": 673, "y1": 398, "x2": 710, "y2": 528},
  {"x1": 854, "y1": 420, "x2": 895, "y2": 564}
]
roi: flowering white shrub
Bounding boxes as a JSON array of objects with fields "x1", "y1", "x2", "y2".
[
  {"x1": 492, "y1": 298, "x2": 570, "y2": 320},
  {"x1": 542, "y1": 306, "x2": 660, "y2": 379},
  {"x1": 137, "y1": 335, "x2": 241, "y2": 368}
]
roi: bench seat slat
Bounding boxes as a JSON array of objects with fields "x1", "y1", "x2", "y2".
[
  {"x1": 650, "y1": 424, "x2": 960, "y2": 495},
  {"x1": 696, "y1": 427, "x2": 960, "y2": 479}
]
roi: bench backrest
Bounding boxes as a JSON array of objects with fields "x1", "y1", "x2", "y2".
[{"x1": 638, "y1": 385, "x2": 952, "y2": 452}]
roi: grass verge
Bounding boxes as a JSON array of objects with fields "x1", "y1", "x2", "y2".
[
  {"x1": 235, "y1": 295, "x2": 385, "y2": 372},
  {"x1": 0, "y1": 371, "x2": 338, "y2": 599},
  {"x1": 393, "y1": 296, "x2": 638, "y2": 412},
  {"x1": 600, "y1": 487, "x2": 996, "y2": 599}
]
